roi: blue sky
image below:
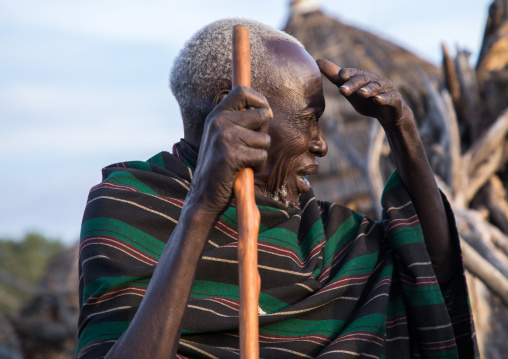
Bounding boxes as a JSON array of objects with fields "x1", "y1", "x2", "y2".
[{"x1": 0, "y1": 0, "x2": 492, "y2": 244}]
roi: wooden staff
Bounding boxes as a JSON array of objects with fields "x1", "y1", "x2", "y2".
[{"x1": 232, "y1": 25, "x2": 261, "y2": 359}]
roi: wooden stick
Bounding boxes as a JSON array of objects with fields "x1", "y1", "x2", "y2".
[{"x1": 232, "y1": 25, "x2": 261, "y2": 359}]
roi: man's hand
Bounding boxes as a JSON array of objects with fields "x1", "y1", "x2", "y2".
[
  {"x1": 317, "y1": 58, "x2": 458, "y2": 285},
  {"x1": 105, "y1": 85, "x2": 272, "y2": 359},
  {"x1": 187, "y1": 85, "x2": 272, "y2": 216},
  {"x1": 317, "y1": 59, "x2": 413, "y2": 129}
]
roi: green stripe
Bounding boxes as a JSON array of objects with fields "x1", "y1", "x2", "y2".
[
  {"x1": 401, "y1": 284, "x2": 444, "y2": 306},
  {"x1": 387, "y1": 225, "x2": 424, "y2": 249},
  {"x1": 106, "y1": 171, "x2": 158, "y2": 195},
  {"x1": 382, "y1": 170, "x2": 402, "y2": 195},
  {"x1": 300, "y1": 220, "x2": 325, "y2": 260},
  {"x1": 220, "y1": 207, "x2": 238, "y2": 228},
  {"x1": 260, "y1": 318, "x2": 345, "y2": 337},
  {"x1": 125, "y1": 160, "x2": 154, "y2": 172},
  {"x1": 77, "y1": 321, "x2": 130, "y2": 353},
  {"x1": 258, "y1": 228, "x2": 299, "y2": 251},
  {"x1": 423, "y1": 350, "x2": 459, "y2": 358},
  {"x1": 341, "y1": 313, "x2": 386, "y2": 336},
  {"x1": 329, "y1": 251, "x2": 382, "y2": 281},
  {"x1": 147, "y1": 152, "x2": 165, "y2": 169},
  {"x1": 321, "y1": 213, "x2": 363, "y2": 271},
  {"x1": 220, "y1": 206, "x2": 268, "y2": 232},
  {"x1": 81, "y1": 217, "x2": 165, "y2": 259}
]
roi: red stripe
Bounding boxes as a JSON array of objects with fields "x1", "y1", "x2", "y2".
[
  {"x1": 386, "y1": 314, "x2": 408, "y2": 328},
  {"x1": 80, "y1": 236, "x2": 158, "y2": 266},
  {"x1": 86, "y1": 286, "x2": 147, "y2": 305},
  {"x1": 386, "y1": 215, "x2": 420, "y2": 234},
  {"x1": 258, "y1": 332, "x2": 330, "y2": 346},
  {"x1": 331, "y1": 331, "x2": 384, "y2": 346},
  {"x1": 257, "y1": 240, "x2": 325, "y2": 268}
]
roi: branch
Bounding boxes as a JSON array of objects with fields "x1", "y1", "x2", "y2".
[
  {"x1": 461, "y1": 237, "x2": 508, "y2": 307},
  {"x1": 441, "y1": 43, "x2": 461, "y2": 104},
  {"x1": 482, "y1": 175, "x2": 508, "y2": 234},
  {"x1": 466, "y1": 145, "x2": 505, "y2": 203},
  {"x1": 419, "y1": 72, "x2": 463, "y2": 195},
  {"x1": 456, "y1": 208, "x2": 508, "y2": 278},
  {"x1": 465, "y1": 106, "x2": 508, "y2": 176}
]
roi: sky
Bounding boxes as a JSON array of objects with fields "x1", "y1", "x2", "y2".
[{"x1": 0, "y1": 0, "x2": 493, "y2": 244}]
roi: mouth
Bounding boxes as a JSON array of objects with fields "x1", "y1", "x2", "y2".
[
  {"x1": 297, "y1": 175, "x2": 311, "y2": 193},
  {"x1": 296, "y1": 164, "x2": 319, "y2": 194}
]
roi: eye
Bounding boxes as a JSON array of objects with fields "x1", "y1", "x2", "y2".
[{"x1": 296, "y1": 115, "x2": 317, "y2": 124}]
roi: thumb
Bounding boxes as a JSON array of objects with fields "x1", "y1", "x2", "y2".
[{"x1": 316, "y1": 59, "x2": 342, "y2": 85}]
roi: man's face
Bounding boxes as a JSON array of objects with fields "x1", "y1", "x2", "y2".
[{"x1": 254, "y1": 40, "x2": 328, "y2": 207}]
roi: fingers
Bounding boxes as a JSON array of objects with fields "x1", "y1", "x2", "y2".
[
  {"x1": 211, "y1": 85, "x2": 272, "y2": 133},
  {"x1": 317, "y1": 61, "x2": 397, "y2": 102},
  {"x1": 233, "y1": 147, "x2": 268, "y2": 173},
  {"x1": 316, "y1": 59, "x2": 342, "y2": 84},
  {"x1": 338, "y1": 68, "x2": 382, "y2": 96},
  {"x1": 219, "y1": 85, "x2": 272, "y2": 116},
  {"x1": 371, "y1": 90, "x2": 400, "y2": 107},
  {"x1": 204, "y1": 85, "x2": 272, "y2": 173},
  {"x1": 219, "y1": 124, "x2": 271, "y2": 152}
]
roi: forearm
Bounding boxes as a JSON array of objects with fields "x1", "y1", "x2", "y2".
[
  {"x1": 316, "y1": 60, "x2": 459, "y2": 283},
  {"x1": 384, "y1": 118, "x2": 458, "y2": 284},
  {"x1": 104, "y1": 199, "x2": 218, "y2": 359}
]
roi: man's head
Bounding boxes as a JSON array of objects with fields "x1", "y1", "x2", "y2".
[
  {"x1": 170, "y1": 18, "x2": 327, "y2": 207},
  {"x1": 170, "y1": 18, "x2": 304, "y2": 145}
]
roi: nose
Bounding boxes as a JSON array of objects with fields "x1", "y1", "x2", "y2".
[{"x1": 310, "y1": 130, "x2": 328, "y2": 157}]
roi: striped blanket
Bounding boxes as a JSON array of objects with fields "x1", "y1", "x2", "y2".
[{"x1": 77, "y1": 140, "x2": 477, "y2": 358}]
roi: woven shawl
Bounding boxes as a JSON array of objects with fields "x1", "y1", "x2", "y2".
[{"x1": 77, "y1": 140, "x2": 478, "y2": 358}]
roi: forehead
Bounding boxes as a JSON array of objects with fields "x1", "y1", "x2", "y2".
[{"x1": 263, "y1": 40, "x2": 325, "y2": 115}]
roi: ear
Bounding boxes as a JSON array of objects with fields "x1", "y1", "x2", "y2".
[{"x1": 213, "y1": 89, "x2": 230, "y2": 107}]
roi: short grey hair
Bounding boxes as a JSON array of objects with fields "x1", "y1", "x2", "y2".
[{"x1": 169, "y1": 18, "x2": 304, "y2": 135}]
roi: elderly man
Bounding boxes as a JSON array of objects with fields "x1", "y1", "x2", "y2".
[{"x1": 76, "y1": 19, "x2": 476, "y2": 358}]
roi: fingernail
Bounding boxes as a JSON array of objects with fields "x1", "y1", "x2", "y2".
[
  {"x1": 268, "y1": 108, "x2": 274, "y2": 119},
  {"x1": 340, "y1": 85, "x2": 350, "y2": 93}
]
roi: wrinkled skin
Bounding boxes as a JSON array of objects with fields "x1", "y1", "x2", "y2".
[
  {"x1": 253, "y1": 40, "x2": 328, "y2": 207},
  {"x1": 103, "y1": 40, "x2": 457, "y2": 359},
  {"x1": 188, "y1": 85, "x2": 272, "y2": 216}
]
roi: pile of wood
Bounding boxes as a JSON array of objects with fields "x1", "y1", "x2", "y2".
[{"x1": 285, "y1": 1, "x2": 508, "y2": 358}]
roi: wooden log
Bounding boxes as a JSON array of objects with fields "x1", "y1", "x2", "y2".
[
  {"x1": 464, "y1": 107, "x2": 508, "y2": 200},
  {"x1": 456, "y1": 208, "x2": 508, "y2": 278},
  {"x1": 484, "y1": 175, "x2": 508, "y2": 234},
  {"x1": 454, "y1": 49, "x2": 480, "y2": 143},
  {"x1": 476, "y1": 0, "x2": 508, "y2": 129},
  {"x1": 466, "y1": 145, "x2": 504, "y2": 203},
  {"x1": 461, "y1": 238, "x2": 508, "y2": 307},
  {"x1": 441, "y1": 43, "x2": 461, "y2": 107}
]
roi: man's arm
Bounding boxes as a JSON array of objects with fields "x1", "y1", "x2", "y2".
[
  {"x1": 100, "y1": 85, "x2": 272, "y2": 358},
  {"x1": 317, "y1": 59, "x2": 458, "y2": 284}
]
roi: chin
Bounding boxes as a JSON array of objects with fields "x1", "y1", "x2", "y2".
[{"x1": 269, "y1": 184, "x2": 300, "y2": 208}]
